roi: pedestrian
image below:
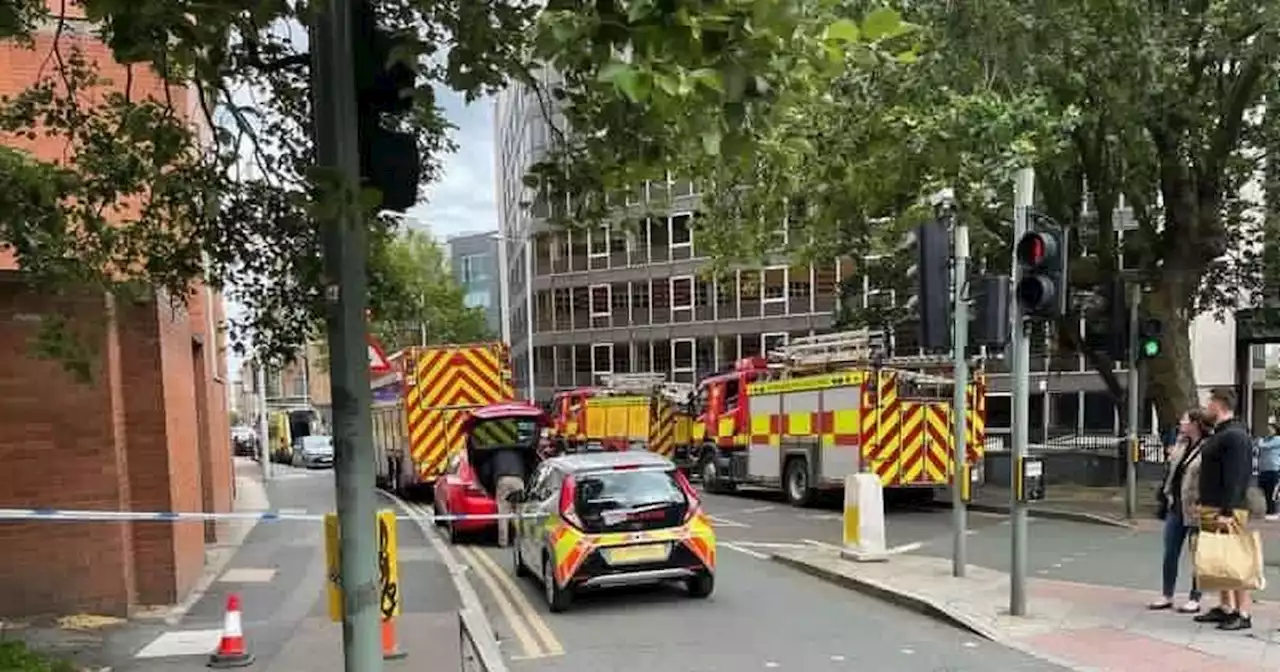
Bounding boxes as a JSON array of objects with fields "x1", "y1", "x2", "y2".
[
  {"x1": 490, "y1": 445, "x2": 527, "y2": 547},
  {"x1": 1256, "y1": 423, "x2": 1280, "y2": 521},
  {"x1": 1193, "y1": 387, "x2": 1256, "y2": 631},
  {"x1": 1149, "y1": 407, "x2": 1209, "y2": 613}
]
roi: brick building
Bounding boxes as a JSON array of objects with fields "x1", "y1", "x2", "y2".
[{"x1": 0, "y1": 9, "x2": 233, "y2": 616}]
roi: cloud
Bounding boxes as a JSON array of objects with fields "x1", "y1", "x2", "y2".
[{"x1": 404, "y1": 89, "x2": 496, "y2": 240}]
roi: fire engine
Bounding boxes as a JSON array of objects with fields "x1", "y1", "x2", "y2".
[
  {"x1": 690, "y1": 329, "x2": 987, "y2": 506},
  {"x1": 371, "y1": 342, "x2": 515, "y2": 496},
  {"x1": 547, "y1": 372, "x2": 695, "y2": 458}
]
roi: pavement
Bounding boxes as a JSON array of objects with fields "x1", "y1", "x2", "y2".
[{"x1": 963, "y1": 482, "x2": 1163, "y2": 528}]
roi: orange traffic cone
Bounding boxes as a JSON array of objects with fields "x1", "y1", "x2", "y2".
[
  {"x1": 208, "y1": 593, "x2": 254, "y2": 668},
  {"x1": 382, "y1": 617, "x2": 407, "y2": 660}
]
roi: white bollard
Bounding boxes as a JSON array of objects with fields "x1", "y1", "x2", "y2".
[{"x1": 841, "y1": 473, "x2": 888, "y2": 562}]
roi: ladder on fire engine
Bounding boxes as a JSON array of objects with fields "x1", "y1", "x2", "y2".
[
  {"x1": 767, "y1": 329, "x2": 962, "y2": 386},
  {"x1": 596, "y1": 372, "x2": 695, "y2": 402}
]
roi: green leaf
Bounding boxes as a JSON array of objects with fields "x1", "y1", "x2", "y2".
[
  {"x1": 690, "y1": 68, "x2": 724, "y2": 92},
  {"x1": 597, "y1": 61, "x2": 629, "y2": 84},
  {"x1": 894, "y1": 49, "x2": 918, "y2": 64},
  {"x1": 701, "y1": 128, "x2": 722, "y2": 156},
  {"x1": 861, "y1": 7, "x2": 904, "y2": 41},
  {"x1": 824, "y1": 19, "x2": 860, "y2": 43}
]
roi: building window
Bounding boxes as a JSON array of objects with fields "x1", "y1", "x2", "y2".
[
  {"x1": 670, "y1": 275, "x2": 694, "y2": 312},
  {"x1": 762, "y1": 332, "x2": 788, "y2": 354},
  {"x1": 589, "y1": 284, "x2": 611, "y2": 318},
  {"x1": 460, "y1": 253, "x2": 490, "y2": 285},
  {"x1": 464, "y1": 290, "x2": 491, "y2": 309},
  {"x1": 591, "y1": 343, "x2": 614, "y2": 377}
]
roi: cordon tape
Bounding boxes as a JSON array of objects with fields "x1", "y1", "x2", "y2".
[{"x1": 0, "y1": 508, "x2": 535, "y2": 523}]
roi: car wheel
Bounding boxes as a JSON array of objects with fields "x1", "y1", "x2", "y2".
[
  {"x1": 512, "y1": 530, "x2": 529, "y2": 578},
  {"x1": 686, "y1": 572, "x2": 714, "y2": 598},
  {"x1": 444, "y1": 520, "x2": 459, "y2": 545},
  {"x1": 542, "y1": 555, "x2": 571, "y2": 613}
]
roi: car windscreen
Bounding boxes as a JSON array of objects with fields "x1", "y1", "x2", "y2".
[
  {"x1": 301, "y1": 436, "x2": 332, "y2": 452},
  {"x1": 573, "y1": 468, "x2": 688, "y2": 533}
]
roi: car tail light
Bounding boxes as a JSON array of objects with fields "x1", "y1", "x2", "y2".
[
  {"x1": 559, "y1": 475, "x2": 583, "y2": 529},
  {"x1": 674, "y1": 470, "x2": 701, "y2": 524},
  {"x1": 611, "y1": 464, "x2": 641, "y2": 471}
]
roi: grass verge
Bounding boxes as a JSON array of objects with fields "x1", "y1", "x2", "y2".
[{"x1": 0, "y1": 640, "x2": 78, "y2": 672}]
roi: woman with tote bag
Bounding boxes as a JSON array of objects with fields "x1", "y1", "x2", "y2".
[{"x1": 1149, "y1": 408, "x2": 1209, "y2": 613}]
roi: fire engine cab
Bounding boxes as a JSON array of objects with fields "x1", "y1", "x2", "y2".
[
  {"x1": 690, "y1": 329, "x2": 986, "y2": 506},
  {"x1": 548, "y1": 373, "x2": 694, "y2": 458}
]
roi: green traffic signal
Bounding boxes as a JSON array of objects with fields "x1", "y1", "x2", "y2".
[{"x1": 1141, "y1": 339, "x2": 1160, "y2": 358}]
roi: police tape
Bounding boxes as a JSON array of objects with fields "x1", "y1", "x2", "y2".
[{"x1": 0, "y1": 508, "x2": 534, "y2": 523}]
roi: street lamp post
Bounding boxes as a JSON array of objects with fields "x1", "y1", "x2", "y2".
[{"x1": 492, "y1": 231, "x2": 535, "y2": 401}]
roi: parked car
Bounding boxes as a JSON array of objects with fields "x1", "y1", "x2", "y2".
[
  {"x1": 231, "y1": 426, "x2": 258, "y2": 457},
  {"x1": 432, "y1": 450, "x2": 499, "y2": 543},
  {"x1": 293, "y1": 435, "x2": 334, "y2": 469}
]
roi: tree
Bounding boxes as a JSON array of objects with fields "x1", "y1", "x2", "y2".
[
  {"x1": 367, "y1": 228, "x2": 491, "y2": 351},
  {"x1": 0, "y1": 0, "x2": 534, "y2": 367},
  {"x1": 533, "y1": 0, "x2": 1280, "y2": 430}
]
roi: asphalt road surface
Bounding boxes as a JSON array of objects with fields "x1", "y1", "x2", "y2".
[{"x1": 410, "y1": 486, "x2": 1066, "y2": 672}]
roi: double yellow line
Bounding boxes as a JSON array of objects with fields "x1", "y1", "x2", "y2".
[{"x1": 408, "y1": 504, "x2": 564, "y2": 660}]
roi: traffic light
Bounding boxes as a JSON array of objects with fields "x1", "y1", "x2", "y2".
[
  {"x1": 1014, "y1": 225, "x2": 1069, "y2": 320},
  {"x1": 901, "y1": 221, "x2": 950, "y2": 350},
  {"x1": 1137, "y1": 318, "x2": 1163, "y2": 359},
  {"x1": 352, "y1": 0, "x2": 420, "y2": 212}
]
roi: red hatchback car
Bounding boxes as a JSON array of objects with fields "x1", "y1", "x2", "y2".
[
  {"x1": 432, "y1": 402, "x2": 547, "y2": 543},
  {"x1": 432, "y1": 450, "x2": 496, "y2": 543}
]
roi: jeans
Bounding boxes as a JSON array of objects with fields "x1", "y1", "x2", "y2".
[
  {"x1": 1162, "y1": 509, "x2": 1200, "y2": 601},
  {"x1": 1259, "y1": 470, "x2": 1279, "y2": 515}
]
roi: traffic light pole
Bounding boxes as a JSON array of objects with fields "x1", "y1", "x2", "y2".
[
  {"x1": 1009, "y1": 167, "x2": 1034, "y2": 617},
  {"x1": 1125, "y1": 283, "x2": 1140, "y2": 519},
  {"x1": 943, "y1": 195, "x2": 969, "y2": 578},
  {"x1": 312, "y1": 1, "x2": 383, "y2": 669}
]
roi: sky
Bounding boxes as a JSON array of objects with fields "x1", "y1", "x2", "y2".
[{"x1": 226, "y1": 87, "x2": 498, "y2": 381}]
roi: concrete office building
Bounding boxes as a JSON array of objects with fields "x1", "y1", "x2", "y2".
[
  {"x1": 447, "y1": 231, "x2": 503, "y2": 336},
  {"x1": 494, "y1": 81, "x2": 855, "y2": 402}
]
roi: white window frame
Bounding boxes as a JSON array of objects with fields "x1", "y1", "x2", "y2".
[
  {"x1": 761, "y1": 265, "x2": 789, "y2": 308},
  {"x1": 669, "y1": 275, "x2": 694, "y2": 314},
  {"x1": 588, "y1": 224, "x2": 610, "y2": 259},
  {"x1": 761, "y1": 332, "x2": 789, "y2": 355},
  {"x1": 671, "y1": 338, "x2": 696, "y2": 379},
  {"x1": 588, "y1": 283, "x2": 612, "y2": 318},
  {"x1": 591, "y1": 343, "x2": 614, "y2": 377},
  {"x1": 668, "y1": 212, "x2": 694, "y2": 252}
]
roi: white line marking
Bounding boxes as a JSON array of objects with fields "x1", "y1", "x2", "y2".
[
  {"x1": 800, "y1": 514, "x2": 842, "y2": 521},
  {"x1": 887, "y1": 541, "x2": 923, "y2": 555},
  {"x1": 802, "y1": 539, "x2": 841, "y2": 550},
  {"x1": 729, "y1": 541, "x2": 811, "y2": 549},
  {"x1": 722, "y1": 543, "x2": 770, "y2": 560},
  {"x1": 739, "y1": 505, "x2": 776, "y2": 514},
  {"x1": 830, "y1": 654, "x2": 846, "y2": 661},
  {"x1": 134, "y1": 629, "x2": 223, "y2": 658},
  {"x1": 707, "y1": 514, "x2": 750, "y2": 528}
]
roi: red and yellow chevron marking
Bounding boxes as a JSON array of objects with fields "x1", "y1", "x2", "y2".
[
  {"x1": 859, "y1": 377, "x2": 878, "y2": 465},
  {"x1": 547, "y1": 514, "x2": 717, "y2": 587},
  {"x1": 870, "y1": 372, "x2": 900, "y2": 484},
  {"x1": 649, "y1": 400, "x2": 676, "y2": 457},
  {"x1": 897, "y1": 403, "x2": 924, "y2": 485},
  {"x1": 965, "y1": 373, "x2": 987, "y2": 465},
  {"x1": 406, "y1": 344, "x2": 514, "y2": 481},
  {"x1": 923, "y1": 404, "x2": 951, "y2": 484}
]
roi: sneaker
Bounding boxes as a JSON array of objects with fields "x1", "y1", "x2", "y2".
[
  {"x1": 1194, "y1": 606, "x2": 1231, "y2": 623},
  {"x1": 1217, "y1": 613, "x2": 1252, "y2": 631},
  {"x1": 1147, "y1": 599, "x2": 1173, "y2": 610},
  {"x1": 1266, "y1": 514, "x2": 1279, "y2": 522},
  {"x1": 1177, "y1": 600, "x2": 1201, "y2": 613}
]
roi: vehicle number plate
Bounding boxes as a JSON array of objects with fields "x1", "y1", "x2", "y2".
[{"x1": 604, "y1": 544, "x2": 670, "y2": 565}]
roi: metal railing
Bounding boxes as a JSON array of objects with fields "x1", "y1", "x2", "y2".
[
  {"x1": 983, "y1": 429, "x2": 1167, "y2": 463},
  {"x1": 460, "y1": 607, "x2": 507, "y2": 672}
]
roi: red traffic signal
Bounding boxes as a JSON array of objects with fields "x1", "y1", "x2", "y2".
[{"x1": 1016, "y1": 232, "x2": 1057, "y2": 268}]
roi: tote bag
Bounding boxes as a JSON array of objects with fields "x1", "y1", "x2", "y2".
[{"x1": 1195, "y1": 524, "x2": 1266, "y2": 591}]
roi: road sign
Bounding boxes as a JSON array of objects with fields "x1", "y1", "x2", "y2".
[{"x1": 368, "y1": 335, "x2": 392, "y2": 374}]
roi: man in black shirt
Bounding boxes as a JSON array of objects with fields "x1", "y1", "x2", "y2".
[{"x1": 1193, "y1": 387, "x2": 1255, "y2": 631}]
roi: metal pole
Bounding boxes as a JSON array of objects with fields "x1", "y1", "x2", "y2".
[
  {"x1": 311, "y1": 1, "x2": 382, "y2": 668},
  {"x1": 496, "y1": 235, "x2": 512, "y2": 346},
  {"x1": 524, "y1": 233, "x2": 535, "y2": 401},
  {"x1": 947, "y1": 199, "x2": 969, "y2": 578},
  {"x1": 256, "y1": 360, "x2": 271, "y2": 481},
  {"x1": 1125, "y1": 283, "x2": 1140, "y2": 519},
  {"x1": 1010, "y1": 167, "x2": 1034, "y2": 616}
]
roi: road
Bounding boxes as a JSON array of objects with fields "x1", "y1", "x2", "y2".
[{"x1": 406, "y1": 485, "x2": 1065, "y2": 672}]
